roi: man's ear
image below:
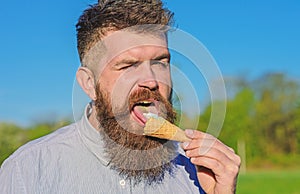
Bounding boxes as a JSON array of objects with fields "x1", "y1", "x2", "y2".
[{"x1": 76, "y1": 67, "x2": 97, "y2": 100}]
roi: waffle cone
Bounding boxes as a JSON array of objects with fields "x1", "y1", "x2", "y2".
[{"x1": 143, "y1": 117, "x2": 191, "y2": 142}]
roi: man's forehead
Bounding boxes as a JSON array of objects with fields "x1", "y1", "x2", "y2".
[
  {"x1": 82, "y1": 29, "x2": 169, "y2": 71},
  {"x1": 103, "y1": 30, "x2": 168, "y2": 54}
]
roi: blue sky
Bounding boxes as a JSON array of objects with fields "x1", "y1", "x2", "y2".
[{"x1": 0, "y1": 0, "x2": 299, "y2": 126}]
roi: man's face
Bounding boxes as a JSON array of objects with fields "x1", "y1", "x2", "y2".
[
  {"x1": 95, "y1": 31, "x2": 172, "y2": 133},
  {"x1": 88, "y1": 30, "x2": 177, "y2": 185}
]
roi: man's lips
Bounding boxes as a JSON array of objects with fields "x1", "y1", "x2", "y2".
[{"x1": 131, "y1": 100, "x2": 159, "y2": 126}]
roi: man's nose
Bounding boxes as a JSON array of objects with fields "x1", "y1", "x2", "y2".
[{"x1": 137, "y1": 61, "x2": 159, "y2": 90}]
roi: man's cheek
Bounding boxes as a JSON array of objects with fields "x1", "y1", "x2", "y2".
[
  {"x1": 154, "y1": 70, "x2": 171, "y2": 85},
  {"x1": 110, "y1": 75, "x2": 137, "y2": 111}
]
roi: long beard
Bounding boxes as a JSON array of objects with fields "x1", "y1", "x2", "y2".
[{"x1": 94, "y1": 84, "x2": 178, "y2": 186}]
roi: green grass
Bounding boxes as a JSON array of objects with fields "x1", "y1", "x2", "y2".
[{"x1": 236, "y1": 169, "x2": 300, "y2": 194}]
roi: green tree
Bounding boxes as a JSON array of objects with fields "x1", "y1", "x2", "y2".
[
  {"x1": 253, "y1": 73, "x2": 300, "y2": 156},
  {"x1": 198, "y1": 72, "x2": 300, "y2": 168},
  {"x1": 0, "y1": 123, "x2": 27, "y2": 164},
  {"x1": 0, "y1": 119, "x2": 71, "y2": 165}
]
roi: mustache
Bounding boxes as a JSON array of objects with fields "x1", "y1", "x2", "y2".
[
  {"x1": 110, "y1": 88, "x2": 171, "y2": 118},
  {"x1": 95, "y1": 84, "x2": 175, "y2": 124},
  {"x1": 128, "y1": 88, "x2": 167, "y2": 110}
]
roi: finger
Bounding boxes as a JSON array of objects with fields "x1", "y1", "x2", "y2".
[
  {"x1": 192, "y1": 156, "x2": 240, "y2": 194},
  {"x1": 186, "y1": 146, "x2": 237, "y2": 166},
  {"x1": 190, "y1": 156, "x2": 226, "y2": 177},
  {"x1": 184, "y1": 130, "x2": 221, "y2": 149},
  {"x1": 184, "y1": 129, "x2": 206, "y2": 139},
  {"x1": 191, "y1": 154, "x2": 240, "y2": 181},
  {"x1": 183, "y1": 140, "x2": 239, "y2": 163},
  {"x1": 182, "y1": 135, "x2": 218, "y2": 151},
  {"x1": 187, "y1": 146, "x2": 241, "y2": 170},
  {"x1": 182, "y1": 131, "x2": 238, "y2": 162}
]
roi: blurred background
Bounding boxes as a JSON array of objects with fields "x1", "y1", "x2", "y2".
[{"x1": 1, "y1": 1, "x2": 299, "y2": 193}]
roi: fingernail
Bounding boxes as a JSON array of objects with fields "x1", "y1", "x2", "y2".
[
  {"x1": 185, "y1": 129, "x2": 194, "y2": 137},
  {"x1": 182, "y1": 141, "x2": 190, "y2": 149}
]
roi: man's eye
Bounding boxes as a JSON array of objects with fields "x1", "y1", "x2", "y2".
[
  {"x1": 151, "y1": 60, "x2": 169, "y2": 67},
  {"x1": 119, "y1": 65, "x2": 131, "y2": 70},
  {"x1": 118, "y1": 63, "x2": 138, "y2": 70}
]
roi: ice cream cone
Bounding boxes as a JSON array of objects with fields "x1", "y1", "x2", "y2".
[{"x1": 143, "y1": 116, "x2": 191, "y2": 142}]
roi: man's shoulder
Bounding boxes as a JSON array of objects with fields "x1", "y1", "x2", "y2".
[{"x1": 3, "y1": 122, "x2": 79, "y2": 164}]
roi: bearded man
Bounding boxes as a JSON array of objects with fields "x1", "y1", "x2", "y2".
[{"x1": 0, "y1": 1, "x2": 240, "y2": 193}]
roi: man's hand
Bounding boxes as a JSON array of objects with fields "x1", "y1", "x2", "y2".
[{"x1": 182, "y1": 129, "x2": 241, "y2": 194}]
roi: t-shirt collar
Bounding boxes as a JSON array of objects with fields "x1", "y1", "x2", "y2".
[{"x1": 78, "y1": 102, "x2": 110, "y2": 166}]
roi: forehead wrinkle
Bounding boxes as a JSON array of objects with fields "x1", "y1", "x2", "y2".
[
  {"x1": 102, "y1": 31, "x2": 167, "y2": 57},
  {"x1": 125, "y1": 45, "x2": 169, "y2": 62}
]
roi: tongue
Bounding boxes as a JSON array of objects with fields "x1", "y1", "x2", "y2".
[{"x1": 133, "y1": 106, "x2": 159, "y2": 125}]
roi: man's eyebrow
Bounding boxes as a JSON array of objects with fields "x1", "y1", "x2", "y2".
[
  {"x1": 113, "y1": 53, "x2": 170, "y2": 67},
  {"x1": 152, "y1": 53, "x2": 170, "y2": 61},
  {"x1": 114, "y1": 58, "x2": 139, "y2": 66}
]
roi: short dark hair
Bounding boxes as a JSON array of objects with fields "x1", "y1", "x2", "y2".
[{"x1": 76, "y1": 0, "x2": 174, "y2": 62}]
